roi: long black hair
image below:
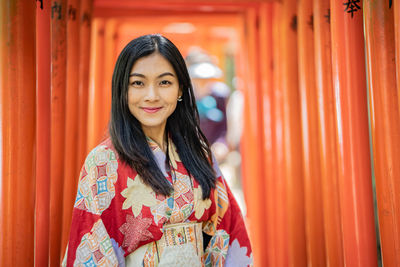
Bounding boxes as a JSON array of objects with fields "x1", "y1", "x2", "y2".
[{"x1": 109, "y1": 34, "x2": 216, "y2": 199}]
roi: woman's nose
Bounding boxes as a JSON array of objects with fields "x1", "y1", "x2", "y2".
[{"x1": 144, "y1": 84, "x2": 160, "y2": 101}]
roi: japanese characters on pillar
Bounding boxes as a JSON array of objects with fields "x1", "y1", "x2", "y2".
[
  {"x1": 50, "y1": 0, "x2": 68, "y2": 265},
  {"x1": 330, "y1": 0, "x2": 378, "y2": 265},
  {"x1": 343, "y1": 0, "x2": 361, "y2": 18},
  {"x1": 35, "y1": 0, "x2": 52, "y2": 266},
  {"x1": 61, "y1": 0, "x2": 81, "y2": 257}
]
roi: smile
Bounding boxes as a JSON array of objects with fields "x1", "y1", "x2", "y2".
[{"x1": 142, "y1": 107, "x2": 162, "y2": 113}]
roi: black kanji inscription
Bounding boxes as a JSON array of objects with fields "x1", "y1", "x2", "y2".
[
  {"x1": 36, "y1": 0, "x2": 43, "y2": 10},
  {"x1": 51, "y1": 1, "x2": 62, "y2": 19},
  {"x1": 290, "y1": 15, "x2": 297, "y2": 32},
  {"x1": 255, "y1": 16, "x2": 260, "y2": 30},
  {"x1": 324, "y1": 9, "x2": 330, "y2": 24},
  {"x1": 343, "y1": 0, "x2": 361, "y2": 18},
  {"x1": 68, "y1": 5, "x2": 77, "y2": 20},
  {"x1": 389, "y1": 0, "x2": 392, "y2": 9},
  {"x1": 82, "y1": 12, "x2": 91, "y2": 26},
  {"x1": 307, "y1": 14, "x2": 314, "y2": 30}
]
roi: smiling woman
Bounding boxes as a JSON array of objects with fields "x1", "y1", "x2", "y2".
[
  {"x1": 63, "y1": 34, "x2": 253, "y2": 267},
  {"x1": 127, "y1": 53, "x2": 182, "y2": 149}
]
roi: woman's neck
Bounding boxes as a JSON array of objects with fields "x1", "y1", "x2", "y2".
[{"x1": 143, "y1": 127, "x2": 166, "y2": 152}]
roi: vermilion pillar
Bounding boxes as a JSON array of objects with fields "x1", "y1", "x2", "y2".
[
  {"x1": 271, "y1": 3, "x2": 289, "y2": 265},
  {"x1": 297, "y1": 0, "x2": 326, "y2": 265},
  {"x1": 330, "y1": 0, "x2": 378, "y2": 265},
  {"x1": 395, "y1": 0, "x2": 400, "y2": 116},
  {"x1": 239, "y1": 7, "x2": 267, "y2": 266},
  {"x1": 313, "y1": 0, "x2": 344, "y2": 265},
  {"x1": 49, "y1": 0, "x2": 67, "y2": 265},
  {"x1": 77, "y1": 0, "x2": 93, "y2": 169},
  {"x1": 102, "y1": 19, "x2": 117, "y2": 129},
  {"x1": 87, "y1": 18, "x2": 106, "y2": 151},
  {"x1": 260, "y1": 3, "x2": 280, "y2": 266},
  {"x1": 0, "y1": 1, "x2": 36, "y2": 266},
  {"x1": 364, "y1": 1, "x2": 400, "y2": 266},
  {"x1": 281, "y1": 0, "x2": 306, "y2": 265},
  {"x1": 61, "y1": 0, "x2": 81, "y2": 256},
  {"x1": 35, "y1": 0, "x2": 51, "y2": 266}
]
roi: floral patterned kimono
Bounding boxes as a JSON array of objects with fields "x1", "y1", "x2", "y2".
[{"x1": 65, "y1": 137, "x2": 253, "y2": 267}]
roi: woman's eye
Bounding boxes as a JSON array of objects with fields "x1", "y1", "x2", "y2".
[
  {"x1": 131, "y1": 81, "x2": 144, "y2": 87},
  {"x1": 160, "y1": 80, "x2": 172, "y2": 86}
]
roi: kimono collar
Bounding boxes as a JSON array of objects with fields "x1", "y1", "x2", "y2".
[
  {"x1": 145, "y1": 135, "x2": 163, "y2": 152},
  {"x1": 145, "y1": 135, "x2": 181, "y2": 177}
]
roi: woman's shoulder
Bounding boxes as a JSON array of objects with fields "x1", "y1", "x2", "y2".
[
  {"x1": 86, "y1": 138, "x2": 118, "y2": 159},
  {"x1": 83, "y1": 137, "x2": 119, "y2": 169},
  {"x1": 76, "y1": 137, "x2": 120, "y2": 214}
]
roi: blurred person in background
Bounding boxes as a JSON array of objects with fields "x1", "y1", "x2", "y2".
[
  {"x1": 186, "y1": 48, "x2": 230, "y2": 163},
  {"x1": 186, "y1": 48, "x2": 246, "y2": 214}
]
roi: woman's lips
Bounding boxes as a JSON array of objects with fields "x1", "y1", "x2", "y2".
[{"x1": 142, "y1": 107, "x2": 162, "y2": 113}]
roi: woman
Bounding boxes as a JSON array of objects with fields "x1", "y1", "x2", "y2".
[{"x1": 65, "y1": 34, "x2": 252, "y2": 267}]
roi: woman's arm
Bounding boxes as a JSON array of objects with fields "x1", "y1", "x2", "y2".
[
  {"x1": 203, "y1": 156, "x2": 253, "y2": 267},
  {"x1": 64, "y1": 145, "x2": 124, "y2": 267}
]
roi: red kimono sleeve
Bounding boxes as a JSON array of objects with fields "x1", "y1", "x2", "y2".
[
  {"x1": 63, "y1": 145, "x2": 125, "y2": 267},
  {"x1": 203, "y1": 158, "x2": 253, "y2": 267}
]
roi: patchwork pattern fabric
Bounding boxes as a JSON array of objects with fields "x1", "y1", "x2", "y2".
[
  {"x1": 65, "y1": 138, "x2": 253, "y2": 267},
  {"x1": 74, "y1": 220, "x2": 118, "y2": 267},
  {"x1": 143, "y1": 242, "x2": 160, "y2": 267},
  {"x1": 204, "y1": 230, "x2": 230, "y2": 267},
  {"x1": 74, "y1": 145, "x2": 118, "y2": 215},
  {"x1": 169, "y1": 171, "x2": 195, "y2": 224},
  {"x1": 202, "y1": 180, "x2": 229, "y2": 236}
]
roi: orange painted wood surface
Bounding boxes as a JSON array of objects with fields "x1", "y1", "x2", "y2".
[
  {"x1": 87, "y1": 18, "x2": 106, "y2": 151},
  {"x1": 271, "y1": 3, "x2": 289, "y2": 265},
  {"x1": 280, "y1": 0, "x2": 307, "y2": 265},
  {"x1": 77, "y1": 0, "x2": 93, "y2": 169},
  {"x1": 0, "y1": 1, "x2": 37, "y2": 266},
  {"x1": 330, "y1": 0, "x2": 378, "y2": 265},
  {"x1": 5, "y1": 1, "x2": 400, "y2": 265},
  {"x1": 61, "y1": 0, "x2": 81, "y2": 256},
  {"x1": 35, "y1": 0, "x2": 52, "y2": 266},
  {"x1": 364, "y1": 1, "x2": 400, "y2": 265},
  {"x1": 259, "y1": 3, "x2": 280, "y2": 266},
  {"x1": 102, "y1": 19, "x2": 117, "y2": 130},
  {"x1": 239, "y1": 7, "x2": 267, "y2": 266},
  {"x1": 313, "y1": 0, "x2": 344, "y2": 265},
  {"x1": 395, "y1": 0, "x2": 400, "y2": 117},
  {"x1": 49, "y1": 0, "x2": 67, "y2": 265},
  {"x1": 297, "y1": 0, "x2": 326, "y2": 265}
]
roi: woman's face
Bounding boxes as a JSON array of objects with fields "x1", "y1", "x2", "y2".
[{"x1": 127, "y1": 52, "x2": 182, "y2": 137}]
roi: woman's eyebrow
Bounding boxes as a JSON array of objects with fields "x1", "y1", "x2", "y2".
[
  {"x1": 157, "y1": 72, "x2": 175, "y2": 78},
  {"x1": 129, "y1": 73, "x2": 145, "y2": 78},
  {"x1": 128, "y1": 72, "x2": 175, "y2": 78}
]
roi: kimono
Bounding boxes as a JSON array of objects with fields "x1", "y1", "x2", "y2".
[{"x1": 65, "y1": 137, "x2": 253, "y2": 266}]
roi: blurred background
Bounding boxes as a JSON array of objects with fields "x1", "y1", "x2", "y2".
[{"x1": 1, "y1": 0, "x2": 400, "y2": 266}]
